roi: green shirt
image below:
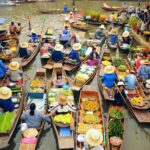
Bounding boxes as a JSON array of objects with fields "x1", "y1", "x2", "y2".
[{"x1": 80, "y1": 46, "x2": 86, "y2": 57}]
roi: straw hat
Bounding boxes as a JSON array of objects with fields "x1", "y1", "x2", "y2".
[
  {"x1": 104, "y1": 65, "x2": 115, "y2": 74},
  {"x1": 122, "y1": 31, "x2": 129, "y2": 37},
  {"x1": 0, "y1": 87, "x2": 12, "y2": 100},
  {"x1": 130, "y1": 70, "x2": 135, "y2": 74},
  {"x1": 54, "y1": 44, "x2": 63, "y2": 51},
  {"x1": 9, "y1": 61, "x2": 19, "y2": 71},
  {"x1": 99, "y1": 25, "x2": 105, "y2": 29},
  {"x1": 23, "y1": 128, "x2": 38, "y2": 138},
  {"x1": 117, "y1": 81, "x2": 125, "y2": 86},
  {"x1": 58, "y1": 95, "x2": 67, "y2": 105},
  {"x1": 73, "y1": 43, "x2": 81, "y2": 51},
  {"x1": 143, "y1": 60, "x2": 150, "y2": 65},
  {"x1": 110, "y1": 136, "x2": 122, "y2": 147},
  {"x1": 20, "y1": 42, "x2": 28, "y2": 48},
  {"x1": 110, "y1": 29, "x2": 118, "y2": 35},
  {"x1": 85, "y1": 129, "x2": 103, "y2": 147}
]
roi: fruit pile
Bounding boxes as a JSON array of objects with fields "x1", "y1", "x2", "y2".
[
  {"x1": 130, "y1": 96, "x2": 145, "y2": 107},
  {"x1": 30, "y1": 79, "x2": 45, "y2": 87},
  {"x1": 83, "y1": 114, "x2": 99, "y2": 124},
  {"x1": 54, "y1": 113, "x2": 72, "y2": 124},
  {"x1": 83, "y1": 99, "x2": 99, "y2": 111}
]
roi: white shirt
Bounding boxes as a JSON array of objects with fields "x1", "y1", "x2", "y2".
[{"x1": 8, "y1": 69, "x2": 22, "y2": 81}]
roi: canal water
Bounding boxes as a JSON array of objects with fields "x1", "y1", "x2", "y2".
[{"x1": 0, "y1": 0, "x2": 150, "y2": 150}]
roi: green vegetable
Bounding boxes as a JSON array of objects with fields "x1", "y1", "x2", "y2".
[
  {"x1": 112, "y1": 58, "x2": 124, "y2": 67},
  {"x1": 117, "y1": 65, "x2": 126, "y2": 72},
  {"x1": 109, "y1": 108, "x2": 124, "y2": 119}
]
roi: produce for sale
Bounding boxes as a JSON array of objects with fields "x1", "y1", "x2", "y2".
[
  {"x1": 117, "y1": 65, "x2": 126, "y2": 72},
  {"x1": 54, "y1": 113, "x2": 72, "y2": 124},
  {"x1": 83, "y1": 114, "x2": 99, "y2": 124},
  {"x1": 109, "y1": 107, "x2": 124, "y2": 119},
  {"x1": 83, "y1": 99, "x2": 99, "y2": 111},
  {"x1": 130, "y1": 96, "x2": 146, "y2": 107}
]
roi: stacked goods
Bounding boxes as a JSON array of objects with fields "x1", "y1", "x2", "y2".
[
  {"x1": 83, "y1": 99, "x2": 99, "y2": 111},
  {"x1": 30, "y1": 79, "x2": 45, "y2": 87},
  {"x1": 83, "y1": 114, "x2": 99, "y2": 124},
  {"x1": 75, "y1": 64, "x2": 96, "y2": 85},
  {"x1": 109, "y1": 107, "x2": 124, "y2": 119}
]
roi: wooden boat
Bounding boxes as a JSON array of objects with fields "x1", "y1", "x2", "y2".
[
  {"x1": 0, "y1": 1, "x2": 16, "y2": 7},
  {"x1": 38, "y1": 9, "x2": 69, "y2": 14},
  {"x1": 46, "y1": 63, "x2": 75, "y2": 149},
  {"x1": 106, "y1": 104, "x2": 125, "y2": 150},
  {"x1": 98, "y1": 48, "x2": 115, "y2": 101},
  {"x1": 19, "y1": 68, "x2": 47, "y2": 150},
  {"x1": 76, "y1": 85, "x2": 105, "y2": 149},
  {"x1": 0, "y1": 30, "x2": 7, "y2": 39},
  {"x1": 0, "y1": 31, "x2": 18, "y2": 41},
  {"x1": 115, "y1": 59, "x2": 150, "y2": 123},
  {"x1": 70, "y1": 21, "x2": 90, "y2": 32},
  {"x1": 0, "y1": 71, "x2": 24, "y2": 149},
  {"x1": 106, "y1": 38, "x2": 117, "y2": 51},
  {"x1": 21, "y1": 42, "x2": 40, "y2": 67}
]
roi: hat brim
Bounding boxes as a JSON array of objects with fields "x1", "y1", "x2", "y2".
[
  {"x1": 23, "y1": 128, "x2": 38, "y2": 138},
  {"x1": 104, "y1": 66, "x2": 115, "y2": 74},
  {"x1": 55, "y1": 46, "x2": 63, "y2": 51},
  {"x1": 20, "y1": 43, "x2": 28, "y2": 48},
  {"x1": 9, "y1": 62, "x2": 19, "y2": 71},
  {"x1": 0, "y1": 88, "x2": 12, "y2": 100},
  {"x1": 73, "y1": 44, "x2": 81, "y2": 51}
]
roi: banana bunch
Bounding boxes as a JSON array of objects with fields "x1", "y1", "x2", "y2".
[
  {"x1": 30, "y1": 79, "x2": 40, "y2": 86},
  {"x1": 54, "y1": 113, "x2": 72, "y2": 124},
  {"x1": 130, "y1": 96, "x2": 143, "y2": 106}
]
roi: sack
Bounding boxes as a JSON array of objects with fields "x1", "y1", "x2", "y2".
[{"x1": 21, "y1": 123, "x2": 28, "y2": 132}]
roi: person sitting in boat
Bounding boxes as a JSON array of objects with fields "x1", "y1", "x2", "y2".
[
  {"x1": 82, "y1": 129, "x2": 104, "y2": 150},
  {"x1": 113, "y1": 81, "x2": 127, "y2": 106},
  {"x1": 68, "y1": 43, "x2": 82, "y2": 63},
  {"x1": 135, "y1": 54, "x2": 144, "y2": 70},
  {"x1": 109, "y1": 12, "x2": 115, "y2": 22},
  {"x1": 0, "y1": 60, "x2": 8, "y2": 78},
  {"x1": 16, "y1": 23, "x2": 23, "y2": 35},
  {"x1": 86, "y1": 46, "x2": 100, "y2": 66},
  {"x1": 63, "y1": 3, "x2": 69, "y2": 12},
  {"x1": 53, "y1": 71, "x2": 66, "y2": 88},
  {"x1": 21, "y1": 103, "x2": 51, "y2": 128},
  {"x1": 0, "y1": 87, "x2": 14, "y2": 113},
  {"x1": 46, "y1": 28, "x2": 53, "y2": 35},
  {"x1": 137, "y1": 60, "x2": 150, "y2": 82},
  {"x1": 101, "y1": 65, "x2": 118, "y2": 88},
  {"x1": 7, "y1": 61, "x2": 22, "y2": 83},
  {"x1": 9, "y1": 22, "x2": 16, "y2": 35},
  {"x1": 28, "y1": 29, "x2": 39, "y2": 43},
  {"x1": 120, "y1": 31, "x2": 131, "y2": 48},
  {"x1": 42, "y1": 39, "x2": 53, "y2": 51},
  {"x1": 124, "y1": 70, "x2": 137, "y2": 90},
  {"x1": 19, "y1": 42, "x2": 30, "y2": 58},
  {"x1": 48, "y1": 95, "x2": 76, "y2": 115},
  {"x1": 94, "y1": 25, "x2": 106, "y2": 40},
  {"x1": 108, "y1": 29, "x2": 118, "y2": 45},
  {"x1": 51, "y1": 44, "x2": 64, "y2": 63}
]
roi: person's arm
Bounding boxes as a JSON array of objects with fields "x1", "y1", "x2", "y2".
[
  {"x1": 96, "y1": 52, "x2": 100, "y2": 59},
  {"x1": 88, "y1": 52, "x2": 93, "y2": 60},
  {"x1": 67, "y1": 104, "x2": 76, "y2": 113},
  {"x1": 48, "y1": 104, "x2": 59, "y2": 113},
  {"x1": 41, "y1": 114, "x2": 51, "y2": 122}
]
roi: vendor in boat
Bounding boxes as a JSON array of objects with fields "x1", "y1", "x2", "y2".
[
  {"x1": 42, "y1": 39, "x2": 53, "y2": 51},
  {"x1": 7, "y1": 61, "x2": 22, "y2": 82},
  {"x1": 135, "y1": 54, "x2": 144, "y2": 70},
  {"x1": 137, "y1": 60, "x2": 150, "y2": 82},
  {"x1": 16, "y1": 23, "x2": 23, "y2": 35},
  {"x1": 94, "y1": 25, "x2": 106, "y2": 40},
  {"x1": 0, "y1": 87, "x2": 14, "y2": 113},
  {"x1": 86, "y1": 46, "x2": 100, "y2": 66},
  {"x1": 0, "y1": 60, "x2": 8, "y2": 78},
  {"x1": 9, "y1": 22, "x2": 16, "y2": 35},
  {"x1": 63, "y1": 3, "x2": 69, "y2": 12},
  {"x1": 51, "y1": 44, "x2": 64, "y2": 63},
  {"x1": 120, "y1": 31, "x2": 131, "y2": 47},
  {"x1": 19, "y1": 42, "x2": 30, "y2": 58},
  {"x1": 82, "y1": 129, "x2": 104, "y2": 150},
  {"x1": 101, "y1": 65, "x2": 118, "y2": 88},
  {"x1": 68, "y1": 43, "x2": 82, "y2": 63},
  {"x1": 21, "y1": 103, "x2": 51, "y2": 128},
  {"x1": 124, "y1": 70, "x2": 137, "y2": 90},
  {"x1": 113, "y1": 81, "x2": 127, "y2": 106},
  {"x1": 108, "y1": 29, "x2": 118, "y2": 45},
  {"x1": 53, "y1": 71, "x2": 66, "y2": 88},
  {"x1": 48, "y1": 95, "x2": 76, "y2": 115},
  {"x1": 28, "y1": 29, "x2": 39, "y2": 43}
]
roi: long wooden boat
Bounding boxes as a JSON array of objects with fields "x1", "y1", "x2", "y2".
[
  {"x1": 98, "y1": 48, "x2": 115, "y2": 101},
  {"x1": 0, "y1": 70, "x2": 24, "y2": 149},
  {"x1": 38, "y1": 9, "x2": 69, "y2": 14},
  {"x1": 115, "y1": 59, "x2": 150, "y2": 123},
  {"x1": 106, "y1": 104, "x2": 125, "y2": 150},
  {"x1": 46, "y1": 63, "x2": 75, "y2": 149},
  {"x1": 21, "y1": 42, "x2": 40, "y2": 67},
  {"x1": 76, "y1": 85, "x2": 106, "y2": 149},
  {"x1": 19, "y1": 68, "x2": 47, "y2": 150}
]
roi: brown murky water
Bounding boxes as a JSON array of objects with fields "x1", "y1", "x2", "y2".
[{"x1": 0, "y1": 0, "x2": 150, "y2": 150}]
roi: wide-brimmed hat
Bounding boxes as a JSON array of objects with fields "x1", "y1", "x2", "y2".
[
  {"x1": 23, "y1": 128, "x2": 38, "y2": 138},
  {"x1": 73, "y1": 43, "x2": 81, "y2": 51},
  {"x1": 20, "y1": 42, "x2": 28, "y2": 48},
  {"x1": 9, "y1": 61, "x2": 20, "y2": 71},
  {"x1": 122, "y1": 31, "x2": 129, "y2": 37},
  {"x1": 58, "y1": 95, "x2": 67, "y2": 105},
  {"x1": 110, "y1": 29, "x2": 118, "y2": 35},
  {"x1": 117, "y1": 81, "x2": 125, "y2": 86},
  {"x1": 0, "y1": 87, "x2": 12, "y2": 100},
  {"x1": 99, "y1": 25, "x2": 105, "y2": 29},
  {"x1": 54, "y1": 44, "x2": 63, "y2": 51},
  {"x1": 104, "y1": 65, "x2": 115, "y2": 74},
  {"x1": 110, "y1": 136, "x2": 122, "y2": 147},
  {"x1": 85, "y1": 129, "x2": 103, "y2": 147},
  {"x1": 143, "y1": 60, "x2": 150, "y2": 65}
]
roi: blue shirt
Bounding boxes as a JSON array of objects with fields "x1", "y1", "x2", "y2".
[
  {"x1": 0, "y1": 60, "x2": 8, "y2": 78},
  {"x1": 124, "y1": 74, "x2": 137, "y2": 90},
  {"x1": 63, "y1": 5, "x2": 68, "y2": 11},
  {"x1": 109, "y1": 34, "x2": 118, "y2": 45},
  {"x1": 101, "y1": 73, "x2": 118, "y2": 87},
  {"x1": 0, "y1": 98, "x2": 14, "y2": 112},
  {"x1": 68, "y1": 49, "x2": 81, "y2": 62},
  {"x1": 52, "y1": 51, "x2": 64, "y2": 63},
  {"x1": 19, "y1": 48, "x2": 28, "y2": 58},
  {"x1": 60, "y1": 33, "x2": 70, "y2": 41},
  {"x1": 138, "y1": 65, "x2": 150, "y2": 81}
]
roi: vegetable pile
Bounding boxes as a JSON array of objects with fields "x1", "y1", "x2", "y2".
[
  {"x1": 113, "y1": 58, "x2": 125, "y2": 67},
  {"x1": 109, "y1": 107, "x2": 124, "y2": 119},
  {"x1": 117, "y1": 65, "x2": 126, "y2": 72}
]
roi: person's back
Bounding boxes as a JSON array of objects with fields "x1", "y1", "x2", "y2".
[
  {"x1": 9, "y1": 22, "x2": 16, "y2": 34},
  {"x1": 122, "y1": 37, "x2": 131, "y2": 45},
  {"x1": 0, "y1": 60, "x2": 8, "y2": 78},
  {"x1": 138, "y1": 64, "x2": 150, "y2": 81},
  {"x1": 19, "y1": 47, "x2": 28, "y2": 58},
  {"x1": 95, "y1": 29, "x2": 105, "y2": 40},
  {"x1": 109, "y1": 34, "x2": 118, "y2": 45},
  {"x1": 69, "y1": 49, "x2": 81, "y2": 62},
  {"x1": 60, "y1": 33, "x2": 70, "y2": 41},
  {"x1": 52, "y1": 51, "x2": 63, "y2": 63},
  {"x1": 63, "y1": 4, "x2": 68, "y2": 12},
  {"x1": 125, "y1": 74, "x2": 136, "y2": 90}
]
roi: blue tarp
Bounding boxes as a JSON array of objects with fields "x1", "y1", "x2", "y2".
[{"x1": 0, "y1": 18, "x2": 6, "y2": 24}]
